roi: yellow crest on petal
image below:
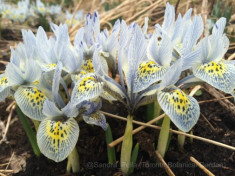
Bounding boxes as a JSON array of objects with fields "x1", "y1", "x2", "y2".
[
  {"x1": 0, "y1": 76, "x2": 8, "y2": 86},
  {"x1": 136, "y1": 61, "x2": 163, "y2": 80},
  {"x1": 193, "y1": 60, "x2": 235, "y2": 93},
  {"x1": 81, "y1": 59, "x2": 94, "y2": 72},
  {"x1": 198, "y1": 61, "x2": 226, "y2": 77},
  {"x1": 15, "y1": 87, "x2": 47, "y2": 121},
  {"x1": 134, "y1": 61, "x2": 166, "y2": 92},
  {"x1": 37, "y1": 118, "x2": 79, "y2": 162},
  {"x1": 167, "y1": 90, "x2": 190, "y2": 115},
  {"x1": 78, "y1": 76, "x2": 97, "y2": 92},
  {"x1": 45, "y1": 120, "x2": 73, "y2": 153},
  {"x1": 158, "y1": 88, "x2": 200, "y2": 132},
  {"x1": 22, "y1": 88, "x2": 46, "y2": 109}
]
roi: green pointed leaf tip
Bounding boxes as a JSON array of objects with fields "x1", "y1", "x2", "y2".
[
  {"x1": 105, "y1": 124, "x2": 116, "y2": 164},
  {"x1": 129, "y1": 143, "x2": 139, "y2": 174}
]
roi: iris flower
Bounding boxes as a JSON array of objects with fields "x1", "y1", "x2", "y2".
[
  {"x1": 37, "y1": 62, "x2": 107, "y2": 162},
  {"x1": 192, "y1": 18, "x2": 235, "y2": 95}
]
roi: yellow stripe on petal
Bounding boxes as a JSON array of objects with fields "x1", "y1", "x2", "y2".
[
  {"x1": 46, "y1": 63, "x2": 57, "y2": 69},
  {"x1": 134, "y1": 61, "x2": 166, "y2": 92},
  {"x1": 198, "y1": 61, "x2": 225, "y2": 77},
  {"x1": 41, "y1": 63, "x2": 57, "y2": 72},
  {"x1": 0, "y1": 76, "x2": 8, "y2": 86},
  {"x1": 15, "y1": 87, "x2": 46, "y2": 121},
  {"x1": 78, "y1": 76, "x2": 97, "y2": 92},
  {"x1": 71, "y1": 71, "x2": 88, "y2": 82},
  {"x1": 37, "y1": 117, "x2": 79, "y2": 162},
  {"x1": 193, "y1": 61, "x2": 235, "y2": 93},
  {"x1": 0, "y1": 75, "x2": 11, "y2": 101},
  {"x1": 157, "y1": 88, "x2": 200, "y2": 132},
  {"x1": 81, "y1": 59, "x2": 94, "y2": 72},
  {"x1": 71, "y1": 75, "x2": 103, "y2": 105}
]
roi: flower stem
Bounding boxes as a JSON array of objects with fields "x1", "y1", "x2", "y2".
[
  {"x1": 177, "y1": 130, "x2": 186, "y2": 151},
  {"x1": 157, "y1": 115, "x2": 170, "y2": 158},
  {"x1": 16, "y1": 105, "x2": 41, "y2": 157},
  {"x1": 66, "y1": 147, "x2": 80, "y2": 173},
  {"x1": 32, "y1": 120, "x2": 40, "y2": 131},
  {"x1": 120, "y1": 115, "x2": 133, "y2": 174},
  {"x1": 154, "y1": 101, "x2": 162, "y2": 118}
]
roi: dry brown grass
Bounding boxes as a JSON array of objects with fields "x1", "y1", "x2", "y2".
[{"x1": 67, "y1": 0, "x2": 235, "y2": 48}]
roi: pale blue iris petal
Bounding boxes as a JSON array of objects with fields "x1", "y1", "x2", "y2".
[
  {"x1": 212, "y1": 17, "x2": 226, "y2": 37},
  {"x1": 0, "y1": 87, "x2": 12, "y2": 102},
  {"x1": 21, "y1": 29, "x2": 38, "y2": 60},
  {"x1": 162, "y1": 3, "x2": 175, "y2": 33},
  {"x1": 193, "y1": 61, "x2": 235, "y2": 93},
  {"x1": 37, "y1": 117, "x2": 79, "y2": 162},
  {"x1": 147, "y1": 33, "x2": 173, "y2": 67},
  {"x1": 103, "y1": 75, "x2": 128, "y2": 104},
  {"x1": 171, "y1": 14, "x2": 182, "y2": 42},
  {"x1": 0, "y1": 74, "x2": 10, "y2": 91},
  {"x1": 135, "y1": 94, "x2": 158, "y2": 109},
  {"x1": 5, "y1": 62, "x2": 25, "y2": 86},
  {"x1": 118, "y1": 20, "x2": 134, "y2": 88},
  {"x1": 182, "y1": 15, "x2": 203, "y2": 56},
  {"x1": 176, "y1": 75, "x2": 204, "y2": 88},
  {"x1": 133, "y1": 61, "x2": 167, "y2": 93},
  {"x1": 126, "y1": 25, "x2": 147, "y2": 92},
  {"x1": 15, "y1": 86, "x2": 46, "y2": 121},
  {"x1": 24, "y1": 60, "x2": 42, "y2": 84},
  {"x1": 142, "y1": 17, "x2": 149, "y2": 35},
  {"x1": 93, "y1": 11, "x2": 100, "y2": 42},
  {"x1": 182, "y1": 8, "x2": 192, "y2": 20},
  {"x1": 42, "y1": 98, "x2": 62, "y2": 117},
  {"x1": 52, "y1": 62, "x2": 65, "y2": 108},
  {"x1": 61, "y1": 102, "x2": 79, "y2": 118},
  {"x1": 158, "y1": 35, "x2": 173, "y2": 67},
  {"x1": 100, "y1": 91, "x2": 117, "y2": 102},
  {"x1": 157, "y1": 88, "x2": 200, "y2": 132},
  {"x1": 207, "y1": 35, "x2": 228, "y2": 63},
  {"x1": 71, "y1": 73, "x2": 104, "y2": 106},
  {"x1": 74, "y1": 27, "x2": 85, "y2": 47},
  {"x1": 160, "y1": 59, "x2": 183, "y2": 88},
  {"x1": 93, "y1": 50, "x2": 109, "y2": 76},
  {"x1": 182, "y1": 48, "x2": 202, "y2": 70},
  {"x1": 83, "y1": 111, "x2": 108, "y2": 130},
  {"x1": 107, "y1": 19, "x2": 120, "y2": 54},
  {"x1": 82, "y1": 99, "x2": 102, "y2": 115}
]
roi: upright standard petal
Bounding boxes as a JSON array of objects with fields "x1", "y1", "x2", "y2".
[
  {"x1": 157, "y1": 88, "x2": 200, "y2": 132},
  {"x1": 212, "y1": 17, "x2": 226, "y2": 37},
  {"x1": 43, "y1": 98, "x2": 62, "y2": 117},
  {"x1": 162, "y1": 3, "x2": 175, "y2": 33},
  {"x1": 5, "y1": 62, "x2": 25, "y2": 86},
  {"x1": 37, "y1": 117, "x2": 79, "y2": 162},
  {"x1": 160, "y1": 59, "x2": 183, "y2": 88},
  {"x1": 181, "y1": 15, "x2": 203, "y2": 56}
]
